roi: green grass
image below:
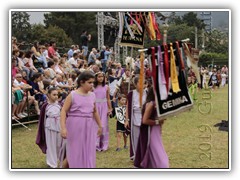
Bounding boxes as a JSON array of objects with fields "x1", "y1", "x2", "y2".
[{"x1": 11, "y1": 86, "x2": 229, "y2": 169}]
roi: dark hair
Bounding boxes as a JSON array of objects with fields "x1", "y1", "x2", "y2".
[
  {"x1": 145, "y1": 87, "x2": 155, "y2": 104},
  {"x1": 76, "y1": 71, "x2": 95, "y2": 88},
  {"x1": 73, "y1": 52, "x2": 78, "y2": 57},
  {"x1": 18, "y1": 51, "x2": 25, "y2": 58},
  {"x1": 94, "y1": 72, "x2": 105, "y2": 87},
  {"x1": 48, "y1": 61, "x2": 55, "y2": 68},
  {"x1": 133, "y1": 75, "x2": 140, "y2": 86},
  {"x1": 47, "y1": 87, "x2": 57, "y2": 94},
  {"x1": 49, "y1": 41, "x2": 55, "y2": 46},
  {"x1": 107, "y1": 68, "x2": 113, "y2": 75},
  {"x1": 12, "y1": 49, "x2": 19, "y2": 55},
  {"x1": 25, "y1": 51, "x2": 33, "y2": 58},
  {"x1": 31, "y1": 72, "x2": 42, "y2": 81},
  {"x1": 118, "y1": 94, "x2": 126, "y2": 100}
]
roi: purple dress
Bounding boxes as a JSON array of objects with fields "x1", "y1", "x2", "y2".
[
  {"x1": 134, "y1": 101, "x2": 169, "y2": 168},
  {"x1": 66, "y1": 91, "x2": 97, "y2": 168},
  {"x1": 93, "y1": 85, "x2": 109, "y2": 151}
]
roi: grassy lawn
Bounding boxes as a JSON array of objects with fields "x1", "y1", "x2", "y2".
[{"x1": 11, "y1": 86, "x2": 229, "y2": 169}]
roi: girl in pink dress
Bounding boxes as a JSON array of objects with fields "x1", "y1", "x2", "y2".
[
  {"x1": 60, "y1": 71, "x2": 102, "y2": 168},
  {"x1": 134, "y1": 87, "x2": 169, "y2": 168},
  {"x1": 93, "y1": 72, "x2": 112, "y2": 151}
]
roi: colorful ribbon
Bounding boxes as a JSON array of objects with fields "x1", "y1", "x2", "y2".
[
  {"x1": 157, "y1": 46, "x2": 168, "y2": 100},
  {"x1": 170, "y1": 43, "x2": 181, "y2": 93}
]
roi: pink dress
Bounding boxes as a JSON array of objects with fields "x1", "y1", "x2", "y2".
[
  {"x1": 66, "y1": 91, "x2": 97, "y2": 168},
  {"x1": 93, "y1": 85, "x2": 109, "y2": 151}
]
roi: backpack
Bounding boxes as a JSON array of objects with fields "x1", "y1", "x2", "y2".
[{"x1": 100, "y1": 50, "x2": 105, "y2": 60}]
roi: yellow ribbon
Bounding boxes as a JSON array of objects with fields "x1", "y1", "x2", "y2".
[
  {"x1": 148, "y1": 12, "x2": 156, "y2": 40},
  {"x1": 170, "y1": 43, "x2": 181, "y2": 93}
]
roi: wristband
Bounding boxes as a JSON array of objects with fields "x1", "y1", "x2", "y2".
[{"x1": 155, "y1": 120, "x2": 160, "y2": 125}]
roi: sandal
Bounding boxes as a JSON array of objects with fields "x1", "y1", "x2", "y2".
[{"x1": 12, "y1": 115, "x2": 20, "y2": 120}]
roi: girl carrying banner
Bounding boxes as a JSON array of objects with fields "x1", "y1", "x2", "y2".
[{"x1": 134, "y1": 87, "x2": 169, "y2": 168}]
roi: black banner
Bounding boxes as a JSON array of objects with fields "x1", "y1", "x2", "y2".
[
  {"x1": 119, "y1": 12, "x2": 146, "y2": 48},
  {"x1": 149, "y1": 44, "x2": 193, "y2": 120}
]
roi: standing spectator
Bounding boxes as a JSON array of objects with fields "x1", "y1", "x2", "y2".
[
  {"x1": 221, "y1": 65, "x2": 228, "y2": 74},
  {"x1": 100, "y1": 46, "x2": 113, "y2": 73},
  {"x1": 88, "y1": 48, "x2": 97, "y2": 65},
  {"x1": 221, "y1": 72, "x2": 227, "y2": 87},
  {"x1": 80, "y1": 30, "x2": 91, "y2": 60},
  {"x1": 60, "y1": 71, "x2": 102, "y2": 168}
]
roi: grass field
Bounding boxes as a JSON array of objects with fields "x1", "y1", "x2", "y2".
[{"x1": 11, "y1": 86, "x2": 229, "y2": 169}]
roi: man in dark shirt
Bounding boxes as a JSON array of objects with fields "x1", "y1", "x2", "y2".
[{"x1": 80, "y1": 30, "x2": 91, "y2": 60}]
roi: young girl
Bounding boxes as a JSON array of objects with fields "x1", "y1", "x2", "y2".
[
  {"x1": 36, "y1": 87, "x2": 62, "y2": 168},
  {"x1": 115, "y1": 94, "x2": 128, "y2": 152},
  {"x1": 188, "y1": 76, "x2": 198, "y2": 101},
  {"x1": 134, "y1": 87, "x2": 169, "y2": 168},
  {"x1": 60, "y1": 71, "x2": 102, "y2": 168},
  {"x1": 125, "y1": 76, "x2": 147, "y2": 160},
  {"x1": 93, "y1": 71, "x2": 112, "y2": 151}
]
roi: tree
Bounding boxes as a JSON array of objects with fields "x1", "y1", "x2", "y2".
[
  {"x1": 44, "y1": 12, "x2": 97, "y2": 48},
  {"x1": 44, "y1": 25, "x2": 74, "y2": 47},
  {"x1": 205, "y1": 29, "x2": 228, "y2": 54},
  {"x1": 12, "y1": 12, "x2": 31, "y2": 42},
  {"x1": 171, "y1": 12, "x2": 206, "y2": 30}
]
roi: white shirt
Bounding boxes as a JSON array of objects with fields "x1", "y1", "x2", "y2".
[{"x1": 68, "y1": 57, "x2": 78, "y2": 67}]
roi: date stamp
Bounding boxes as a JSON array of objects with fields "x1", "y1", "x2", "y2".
[{"x1": 197, "y1": 88, "x2": 213, "y2": 168}]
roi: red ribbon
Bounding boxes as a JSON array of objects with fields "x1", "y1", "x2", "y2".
[{"x1": 163, "y1": 44, "x2": 169, "y2": 93}]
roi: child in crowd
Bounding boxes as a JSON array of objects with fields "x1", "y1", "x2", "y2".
[
  {"x1": 134, "y1": 87, "x2": 169, "y2": 168},
  {"x1": 93, "y1": 71, "x2": 112, "y2": 151},
  {"x1": 188, "y1": 76, "x2": 198, "y2": 101},
  {"x1": 221, "y1": 72, "x2": 227, "y2": 87},
  {"x1": 60, "y1": 71, "x2": 102, "y2": 168},
  {"x1": 125, "y1": 76, "x2": 147, "y2": 160},
  {"x1": 36, "y1": 87, "x2": 62, "y2": 168},
  {"x1": 115, "y1": 94, "x2": 128, "y2": 152}
]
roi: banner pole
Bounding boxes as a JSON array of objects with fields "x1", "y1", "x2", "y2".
[{"x1": 128, "y1": 47, "x2": 134, "y2": 93}]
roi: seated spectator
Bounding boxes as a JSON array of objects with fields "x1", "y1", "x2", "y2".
[
  {"x1": 46, "y1": 61, "x2": 57, "y2": 80},
  {"x1": 17, "y1": 51, "x2": 30, "y2": 80},
  {"x1": 28, "y1": 73, "x2": 47, "y2": 103},
  {"x1": 31, "y1": 41, "x2": 41, "y2": 58},
  {"x1": 12, "y1": 58, "x2": 19, "y2": 79},
  {"x1": 23, "y1": 51, "x2": 38, "y2": 78},
  {"x1": 53, "y1": 57, "x2": 65, "y2": 77},
  {"x1": 36, "y1": 45, "x2": 48, "y2": 69}
]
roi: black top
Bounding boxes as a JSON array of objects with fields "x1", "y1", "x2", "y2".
[{"x1": 80, "y1": 34, "x2": 88, "y2": 46}]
